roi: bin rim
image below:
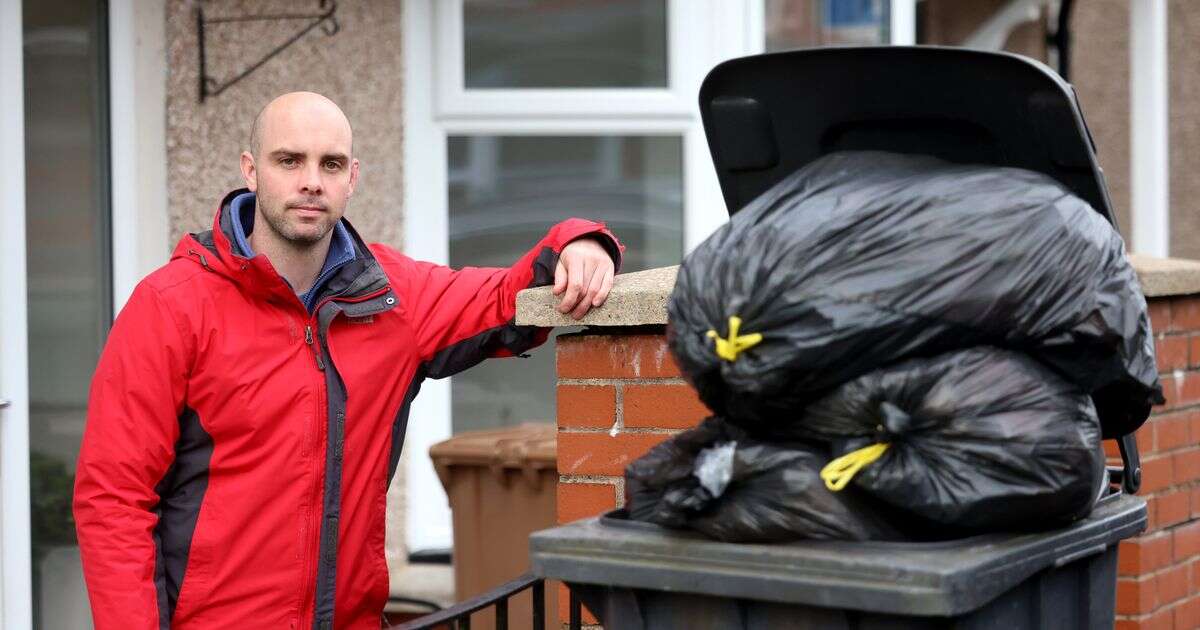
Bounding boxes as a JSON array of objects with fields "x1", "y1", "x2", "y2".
[{"x1": 530, "y1": 490, "x2": 1146, "y2": 617}]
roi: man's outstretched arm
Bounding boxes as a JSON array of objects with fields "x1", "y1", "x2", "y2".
[{"x1": 395, "y1": 218, "x2": 623, "y2": 379}]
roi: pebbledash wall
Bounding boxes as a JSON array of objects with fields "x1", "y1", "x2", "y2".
[{"x1": 514, "y1": 257, "x2": 1200, "y2": 630}]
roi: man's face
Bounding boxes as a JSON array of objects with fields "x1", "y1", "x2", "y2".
[{"x1": 241, "y1": 97, "x2": 359, "y2": 247}]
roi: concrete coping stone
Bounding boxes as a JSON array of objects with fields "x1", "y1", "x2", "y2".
[{"x1": 515, "y1": 256, "x2": 1200, "y2": 328}]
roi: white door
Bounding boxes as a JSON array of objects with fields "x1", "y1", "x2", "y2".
[
  {"x1": 0, "y1": 0, "x2": 33, "y2": 626},
  {"x1": 2, "y1": 0, "x2": 121, "y2": 626}
]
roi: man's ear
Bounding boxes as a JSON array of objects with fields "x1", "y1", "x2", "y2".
[
  {"x1": 347, "y1": 158, "x2": 360, "y2": 198},
  {"x1": 240, "y1": 151, "x2": 258, "y2": 192}
]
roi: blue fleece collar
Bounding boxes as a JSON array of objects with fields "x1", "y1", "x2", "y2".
[{"x1": 229, "y1": 191, "x2": 357, "y2": 312}]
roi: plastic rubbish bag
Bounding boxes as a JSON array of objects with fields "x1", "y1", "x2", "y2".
[
  {"x1": 799, "y1": 348, "x2": 1106, "y2": 533},
  {"x1": 625, "y1": 417, "x2": 906, "y2": 543},
  {"x1": 667, "y1": 151, "x2": 1162, "y2": 439}
]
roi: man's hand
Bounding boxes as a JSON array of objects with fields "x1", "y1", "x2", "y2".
[{"x1": 553, "y1": 238, "x2": 615, "y2": 320}]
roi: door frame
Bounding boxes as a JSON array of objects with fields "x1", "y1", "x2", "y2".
[
  {"x1": 0, "y1": 0, "x2": 162, "y2": 623},
  {"x1": 0, "y1": 0, "x2": 33, "y2": 625}
]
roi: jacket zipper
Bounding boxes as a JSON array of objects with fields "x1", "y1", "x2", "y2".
[
  {"x1": 298, "y1": 288, "x2": 391, "y2": 627},
  {"x1": 299, "y1": 321, "x2": 324, "y2": 626},
  {"x1": 305, "y1": 325, "x2": 326, "y2": 371}
]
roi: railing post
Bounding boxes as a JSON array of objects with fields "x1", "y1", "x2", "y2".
[
  {"x1": 495, "y1": 597, "x2": 507, "y2": 630},
  {"x1": 570, "y1": 590, "x2": 582, "y2": 630},
  {"x1": 532, "y1": 580, "x2": 545, "y2": 630}
]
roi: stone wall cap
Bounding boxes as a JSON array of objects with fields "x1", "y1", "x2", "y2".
[
  {"x1": 516, "y1": 266, "x2": 677, "y2": 327},
  {"x1": 514, "y1": 255, "x2": 1200, "y2": 328},
  {"x1": 1130, "y1": 254, "x2": 1200, "y2": 298}
]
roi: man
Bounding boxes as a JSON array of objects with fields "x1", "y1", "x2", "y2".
[{"x1": 74, "y1": 92, "x2": 622, "y2": 630}]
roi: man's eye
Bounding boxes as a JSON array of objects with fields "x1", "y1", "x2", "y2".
[
  {"x1": 324, "y1": 161, "x2": 341, "y2": 171},
  {"x1": 280, "y1": 158, "x2": 297, "y2": 167}
]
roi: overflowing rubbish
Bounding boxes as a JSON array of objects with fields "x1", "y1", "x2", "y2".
[
  {"x1": 667, "y1": 151, "x2": 1161, "y2": 440},
  {"x1": 628, "y1": 151, "x2": 1158, "y2": 542}
]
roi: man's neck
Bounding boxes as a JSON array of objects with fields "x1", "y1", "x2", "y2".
[{"x1": 249, "y1": 219, "x2": 331, "y2": 296}]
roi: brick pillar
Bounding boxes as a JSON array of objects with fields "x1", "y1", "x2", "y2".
[
  {"x1": 1114, "y1": 295, "x2": 1200, "y2": 629},
  {"x1": 554, "y1": 330, "x2": 710, "y2": 626}
]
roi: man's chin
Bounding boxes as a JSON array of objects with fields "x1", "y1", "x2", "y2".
[{"x1": 281, "y1": 226, "x2": 332, "y2": 246}]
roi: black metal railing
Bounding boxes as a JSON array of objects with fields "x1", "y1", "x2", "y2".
[{"x1": 384, "y1": 572, "x2": 583, "y2": 630}]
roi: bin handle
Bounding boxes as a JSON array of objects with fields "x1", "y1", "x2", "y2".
[{"x1": 1116, "y1": 434, "x2": 1141, "y2": 495}]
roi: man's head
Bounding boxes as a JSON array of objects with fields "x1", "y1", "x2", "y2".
[{"x1": 240, "y1": 92, "x2": 359, "y2": 248}]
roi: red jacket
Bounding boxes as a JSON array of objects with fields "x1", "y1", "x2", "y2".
[{"x1": 74, "y1": 190, "x2": 622, "y2": 630}]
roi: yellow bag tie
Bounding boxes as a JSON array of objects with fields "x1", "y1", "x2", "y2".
[
  {"x1": 820, "y1": 443, "x2": 891, "y2": 492},
  {"x1": 706, "y1": 316, "x2": 763, "y2": 362}
]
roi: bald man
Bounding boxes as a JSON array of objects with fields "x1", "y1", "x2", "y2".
[{"x1": 74, "y1": 92, "x2": 623, "y2": 630}]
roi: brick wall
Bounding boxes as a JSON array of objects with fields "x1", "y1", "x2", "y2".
[
  {"x1": 554, "y1": 298, "x2": 1200, "y2": 629},
  {"x1": 555, "y1": 330, "x2": 709, "y2": 626},
  {"x1": 1114, "y1": 295, "x2": 1200, "y2": 629}
]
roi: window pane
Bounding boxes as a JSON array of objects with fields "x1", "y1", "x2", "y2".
[
  {"x1": 448, "y1": 135, "x2": 682, "y2": 433},
  {"x1": 765, "y1": 0, "x2": 890, "y2": 51},
  {"x1": 463, "y1": 0, "x2": 668, "y2": 88},
  {"x1": 24, "y1": 0, "x2": 110, "y2": 627}
]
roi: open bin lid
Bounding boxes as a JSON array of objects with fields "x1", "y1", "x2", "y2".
[{"x1": 699, "y1": 46, "x2": 1116, "y2": 225}]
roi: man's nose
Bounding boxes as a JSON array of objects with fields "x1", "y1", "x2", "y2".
[{"x1": 299, "y1": 163, "x2": 323, "y2": 195}]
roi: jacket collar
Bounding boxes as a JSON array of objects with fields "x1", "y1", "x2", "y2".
[{"x1": 171, "y1": 189, "x2": 392, "y2": 312}]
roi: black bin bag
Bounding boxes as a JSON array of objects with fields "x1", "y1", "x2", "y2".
[
  {"x1": 625, "y1": 417, "x2": 906, "y2": 543},
  {"x1": 800, "y1": 347, "x2": 1106, "y2": 533},
  {"x1": 667, "y1": 151, "x2": 1163, "y2": 439}
]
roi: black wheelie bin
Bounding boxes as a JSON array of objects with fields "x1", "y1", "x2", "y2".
[{"x1": 529, "y1": 46, "x2": 1149, "y2": 630}]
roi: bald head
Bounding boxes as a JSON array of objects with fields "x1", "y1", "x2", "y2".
[
  {"x1": 239, "y1": 92, "x2": 360, "y2": 251},
  {"x1": 249, "y1": 91, "x2": 353, "y2": 159}
]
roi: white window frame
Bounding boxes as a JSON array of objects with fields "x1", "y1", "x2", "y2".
[{"x1": 402, "y1": 0, "x2": 761, "y2": 552}]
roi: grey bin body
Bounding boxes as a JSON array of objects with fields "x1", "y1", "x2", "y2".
[{"x1": 530, "y1": 491, "x2": 1145, "y2": 630}]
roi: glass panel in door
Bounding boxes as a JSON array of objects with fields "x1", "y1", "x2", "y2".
[{"x1": 24, "y1": 0, "x2": 111, "y2": 627}]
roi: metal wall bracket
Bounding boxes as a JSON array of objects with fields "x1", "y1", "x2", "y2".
[{"x1": 197, "y1": 0, "x2": 339, "y2": 102}]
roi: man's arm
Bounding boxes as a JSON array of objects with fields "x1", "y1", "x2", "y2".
[
  {"x1": 401, "y1": 218, "x2": 622, "y2": 379},
  {"x1": 74, "y1": 282, "x2": 191, "y2": 630}
]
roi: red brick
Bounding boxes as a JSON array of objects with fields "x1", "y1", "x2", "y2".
[
  {"x1": 1159, "y1": 562, "x2": 1193, "y2": 606},
  {"x1": 1192, "y1": 336, "x2": 1200, "y2": 369},
  {"x1": 1174, "y1": 521, "x2": 1200, "y2": 561},
  {"x1": 623, "y1": 384, "x2": 711, "y2": 429},
  {"x1": 1157, "y1": 376, "x2": 1180, "y2": 412},
  {"x1": 557, "y1": 482, "x2": 617, "y2": 524},
  {"x1": 1147, "y1": 493, "x2": 1161, "y2": 531},
  {"x1": 557, "y1": 431, "x2": 671, "y2": 476},
  {"x1": 1179, "y1": 371, "x2": 1200, "y2": 408},
  {"x1": 1154, "y1": 411, "x2": 1194, "y2": 452},
  {"x1": 1174, "y1": 297, "x2": 1200, "y2": 332},
  {"x1": 1117, "y1": 576, "x2": 1158, "y2": 615},
  {"x1": 1137, "y1": 423, "x2": 1157, "y2": 454},
  {"x1": 1192, "y1": 558, "x2": 1200, "y2": 596},
  {"x1": 557, "y1": 385, "x2": 616, "y2": 429},
  {"x1": 558, "y1": 583, "x2": 598, "y2": 625},
  {"x1": 1158, "y1": 336, "x2": 1192, "y2": 373},
  {"x1": 1193, "y1": 486, "x2": 1200, "y2": 519},
  {"x1": 1149, "y1": 300, "x2": 1172, "y2": 336},
  {"x1": 557, "y1": 333, "x2": 679, "y2": 379},
  {"x1": 1118, "y1": 606, "x2": 1178, "y2": 630},
  {"x1": 1142, "y1": 455, "x2": 1176, "y2": 494},
  {"x1": 1106, "y1": 439, "x2": 1124, "y2": 460},
  {"x1": 1158, "y1": 488, "x2": 1193, "y2": 529},
  {"x1": 1174, "y1": 594, "x2": 1200, "y2": 630},
  {"x1": 1175, "y1": 448, "x2": 1200, "y2": 484},
  {"x1": 1120, "y1": 532, "x2": 1174, "y2": 576}
]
